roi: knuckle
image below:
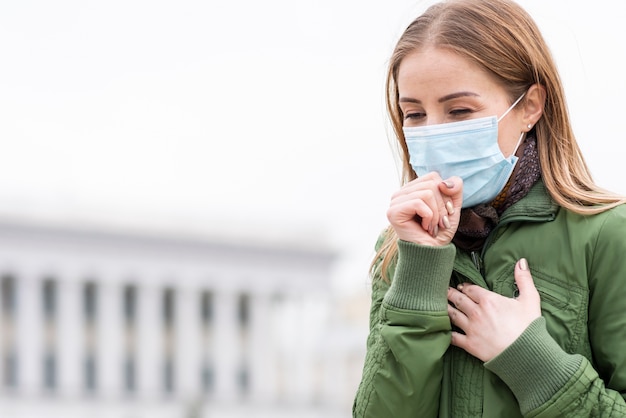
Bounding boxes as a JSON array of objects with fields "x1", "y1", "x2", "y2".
[
  {"x1": 420, "y1": 187, "x2": 435, "y2": 201},
  {"x1": 478, "y1": 297, "x2": 494, "y2": 311}
]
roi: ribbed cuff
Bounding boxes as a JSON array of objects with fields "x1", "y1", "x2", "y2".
[
  {"x1": 383, "y1": 240, "x2": 455, "y2": 311},
  {"x1": 484, "y1": 317, "x2": 582, "y2": 414}
]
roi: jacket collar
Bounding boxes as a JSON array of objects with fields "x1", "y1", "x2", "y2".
[{"x1": 500, "y1": 179, "x2": 559, "y2": 222}]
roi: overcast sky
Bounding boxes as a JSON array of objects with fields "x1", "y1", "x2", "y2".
[{"x1": 1, "y1": 0, "x2": 625, "y2": 294}]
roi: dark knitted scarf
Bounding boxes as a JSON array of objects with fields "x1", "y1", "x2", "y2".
[{"x1": 452, "y1": 132, "x2": 541, "y2": 252}]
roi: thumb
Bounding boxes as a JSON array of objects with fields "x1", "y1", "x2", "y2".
[{"x1": 514, "y1": 258, "x2": 540, "y2": 306}]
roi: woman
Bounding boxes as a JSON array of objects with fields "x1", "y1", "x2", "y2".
[{"x1": 353, "y1": 0, "x2": 626, "y2": 416}]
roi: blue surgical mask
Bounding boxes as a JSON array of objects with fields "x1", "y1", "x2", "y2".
[{"x1": 403, "y1": 93, "x2": 526, "y2": 208}]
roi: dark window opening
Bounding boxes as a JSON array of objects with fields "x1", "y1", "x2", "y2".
[
  {"x1": 84, "y1": 353, "x2": 97, "y2": 392},
  {"x1": 163, "y1": 357, "x2": 175, "y2": 393},
  {"x1": 43, "y1": 279, "x2": 57, "y2": 320},
  {"x1": 163, "y1": 289, "x2": 175, "y2": 327},
  {"x1": 201, "y1": 291, "x2": 213, "y2": 325},
  {"x1": 238, "y1": 294, "x2": 250, "y2": 328},
  {"x1": 3, "y1": 350, "x2": 17, "y2": 388},
  {"x1": 125, "y1": 355, "x2": 136, "y2": 393},
  {"x1": 124, "y1": 285, "x2": 137, "y2": 325},
  {"x1": 238, "y1": 363, "x2": 249, "y2": 395},
  {"x1": 202, "y1": 362, "x2": 214, "y2": 394},
  {"x1": 43, "y1": 351, "x2": 56, "y2": 390},
  {"x1": 84, "y1": 282, "x2": 97, "y2": 323},
  {"x1": 1, "y1": 275, "x2": 15, "y2": 317}
]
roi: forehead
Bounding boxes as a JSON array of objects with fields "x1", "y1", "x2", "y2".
[{"x1": 397, "y1": 47, "x2": 501, "y2": 97}]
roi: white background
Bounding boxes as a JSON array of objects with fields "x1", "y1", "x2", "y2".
[{"x1": 1, "y1": 0, "x2": 625, "y2": 295}]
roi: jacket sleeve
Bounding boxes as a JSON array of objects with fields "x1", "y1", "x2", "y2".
[
  {"x1": 352, "y1": 238, "x2": 456, "y2": 418},
  {"x1": 485, "y1": 207, "x2": 626, "y2": 417}
]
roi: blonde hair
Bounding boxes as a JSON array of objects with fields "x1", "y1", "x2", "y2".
[{"x1": 374, "y1": 0, "x2": 626, "y2": 280}]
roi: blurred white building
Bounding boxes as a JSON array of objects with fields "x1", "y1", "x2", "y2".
[{"x1": 0, "y1": 219, "x2": 366, "y2": 418}]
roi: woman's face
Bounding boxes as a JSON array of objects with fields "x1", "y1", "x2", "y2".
[{"x1": 397, "y1": 47, "x2": 524, "y2": 157}]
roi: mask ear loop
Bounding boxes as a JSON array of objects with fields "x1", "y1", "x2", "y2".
[
  {"x1": 497, "y1": 91, "x2": 528, "y2": 158},
  {"x1": 497, "y1": 91, "x2": 527, "y2": 122},
  {"x1": 507, "y1": 131, "x2": 526, "y2": 159}
]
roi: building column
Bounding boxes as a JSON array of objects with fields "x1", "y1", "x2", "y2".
[
  {"x1": 213, "y1": 289, "x2": 239, "y2": 401},
  {"x1": 57, "y1": 276, "x2": 82, "y2": 397},
  {"x1": 175, "y1": 284, "x2": 202, "y2": 402},
  {"x1": 290, "y1": 294, "x2": 314, "y2": 404},
  {"x1": 16, "y1": 271, "x2": 42, "y2": 395},
  {"x1": 98, "y1": 278, "x2": 123, "y2": 398},
  {"x1": 249, "y1": 291, "x2": 276, "y2": 403},
  {"x1": 321, "y1": 343, "x2": 345, "y2": 406},
  {"x1": 137, "y1": 283, "x2": 161, "y2": 398}
]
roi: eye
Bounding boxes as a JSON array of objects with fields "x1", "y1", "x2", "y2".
[
  {"x1": 449, "y1": 108, "x2": 473, "y2": 117},
  {"x1": 403, "y1": 111, "x2": 425, "y2": 121}
]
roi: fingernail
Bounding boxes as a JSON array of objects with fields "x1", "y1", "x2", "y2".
[
  {"x1": 442, "y1": 215, "x2": 451, "y2": 229},
  {"x1": 432, "y1": 224, "x2": 439, "y2": 238},
  {"x1": 519, "y1": 258, "x2": 528, "y2": 271},
  {"x1": 457, "y1": 283, "x2": 464, "y2": 291},
  {"x1": 442, "y1": 180, "x2": 455, "y2": 188},
  {"x1": 445, "y1": 201, "x2": 455, "y2": 215}
]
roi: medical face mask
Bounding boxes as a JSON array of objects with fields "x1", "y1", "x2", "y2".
[{"x1": 403, "y1": 93, "x2": 526, "y2": 208}]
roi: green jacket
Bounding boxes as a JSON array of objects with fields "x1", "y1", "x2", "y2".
[{"x1": 353, "y1": 181, "x2": 626, "y2": 417}]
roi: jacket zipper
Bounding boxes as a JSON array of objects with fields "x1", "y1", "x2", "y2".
[
  {"x1": 467, "y1": 213, "x2": 556, "y2": 276},
  {"x1": 471, "y1": 251, "x2": 483, "y2": 274}
]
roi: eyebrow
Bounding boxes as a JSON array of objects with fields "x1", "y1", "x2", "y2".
[{"x1": 399, "y1": 91, "x2": 480, "y2": 104}]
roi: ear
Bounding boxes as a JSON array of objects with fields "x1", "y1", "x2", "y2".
[{"x1": 522, "y1": 83, "x2": 546, "y2": 132}]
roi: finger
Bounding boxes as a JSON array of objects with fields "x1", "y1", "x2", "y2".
[
  {"x1": 390, "y1": 186, "x2": 442, "y2": 209},
  {"x1": 387, "y1": 198, "x2": 435, "y2": 234},
  {"x1": 390, "y1": 188, "x2": 444, "y2": 236},
  {"x1": 455, "y1": 282, "x2": 489, "y2": 305},
  {"x1": 447, "y1": 287, "x2": 476, "y2": 317},
  {"x1": 447, "y1": 304, "x2": 468, "y2": 329},
  {"x1": 392, "y1": 178, "x2": 446, "y2": 213},
  {"x1": 449, "y1": 330, "x2": 468, "y2": 349},
  {"x1": 438, "y1": 176, "x2": 463, "y2": 229},
  {"x1": 438, "y1": 175, "x2": 464, "y2": 209},
  {"x1": 514, "y1": 258, "x2": 540, "y2": 304}
]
